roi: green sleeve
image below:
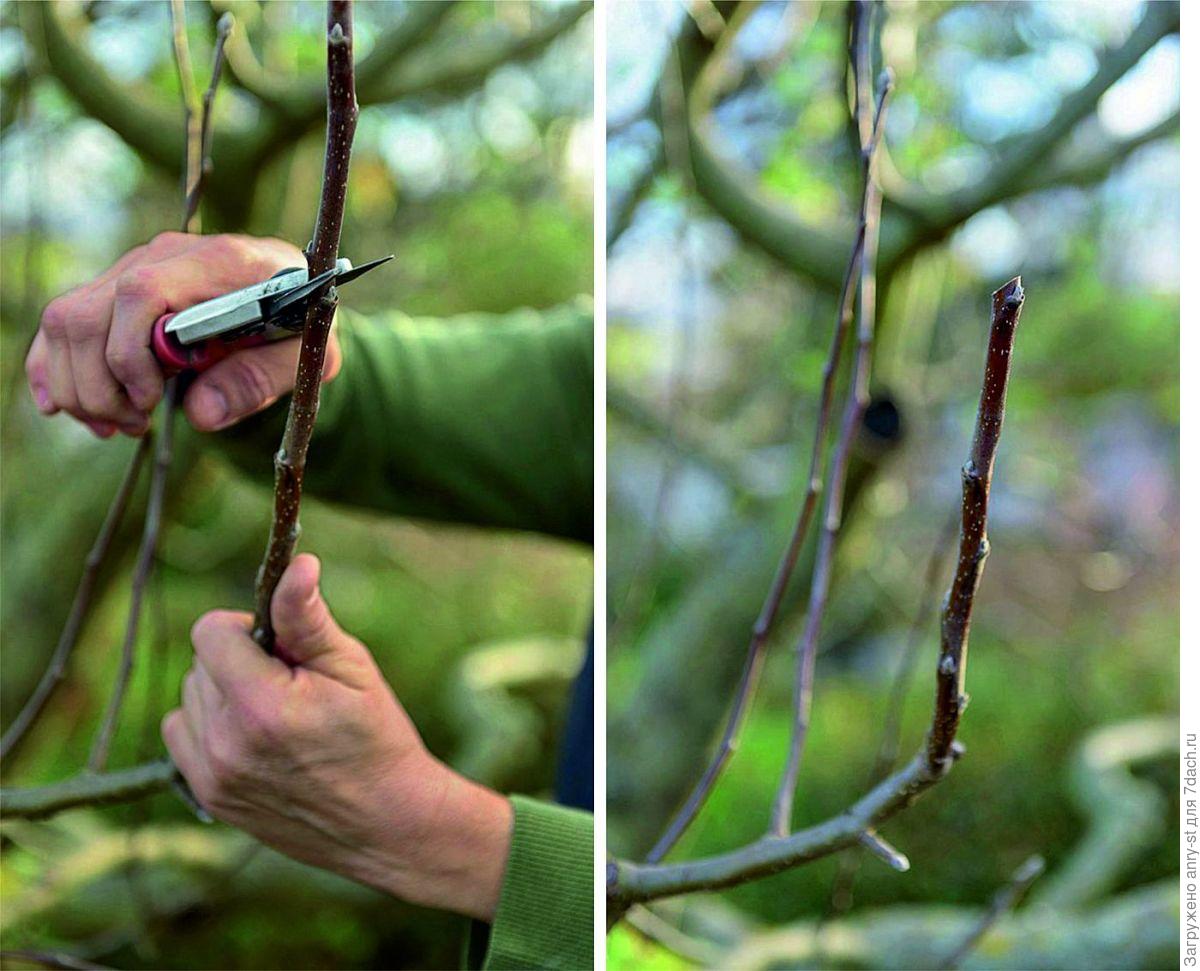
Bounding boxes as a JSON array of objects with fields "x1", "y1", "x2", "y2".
[
  {"x1": 214, "y1": 299, "x2": 593, "y2": 544},
  {"x1": 468, "y1": 796, "x2": 594, "y2": 970}
]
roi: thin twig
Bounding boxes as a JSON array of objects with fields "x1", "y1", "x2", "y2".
[
  {"x1": 88, "y1": 395, "x2": 176, "y2": 773},
  {"x1": 0, "y1": 438, "x2": 150, "y2": 762},
  {"x1": 928, "y1": 277, "x2": 1025, "y2": 768},
  {"x1": 608, "y1": 279, "x2": 1027, "y2": 917},
  {"x1": 938, "y1": 854, "x2": 1045, "y2": 970},
  {"x1": 643, "y1": 3, "x2": 883, "y2": 865},
  {"x1": 251, "y1": 0, "x2": 358, "y2": 652},
  {"x1": 169, "y1": 0, "x2": 201, "y2": 227},
  {"x1": 182, "y1": 12, "x2": 234, "y2": 232},
  {"x1": 769, "y1": 1, "x2": 894, "y2": 837}
]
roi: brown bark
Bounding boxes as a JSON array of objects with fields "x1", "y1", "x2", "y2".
[{"x1": 251, "y1": 0, "x2": 358, "y2": 652}]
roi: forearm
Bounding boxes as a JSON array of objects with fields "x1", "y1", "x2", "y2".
[{"x1": 211, "y1": 300, "x2": 594, "y2": 542}]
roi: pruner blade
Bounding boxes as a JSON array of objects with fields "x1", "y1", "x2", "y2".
[{"x1": 259, "y1": 254, "x2": 395, "y2": 330}]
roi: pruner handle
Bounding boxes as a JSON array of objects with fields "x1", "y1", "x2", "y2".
[{"x1": 151, "y1": 313, "x2": 269, "y2": 376}]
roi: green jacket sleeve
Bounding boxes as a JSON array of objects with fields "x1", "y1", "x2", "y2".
[
  {"x1": 467, "y1": 796, "x2": 594, "y2": 970},
  {"x1": 214, "y1": 298, "x2": 593, "y2": 544}
]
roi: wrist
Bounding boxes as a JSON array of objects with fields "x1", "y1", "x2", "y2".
[{"x1": 355, "y1": 758, "x2": 514, "y2": 922}]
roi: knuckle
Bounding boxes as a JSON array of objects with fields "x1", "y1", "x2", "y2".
[
  {"x1": 105, "y1": 341, "x2": 143, "y2": 378},
  {"x1": 205, "y1": 730, "x2": 246, "y2": 783},
  {"x1": 115, "y1": 266, "x2": 159, "y2": 300},
  {"x1": 40, "y1": 299, "x2": 71, "y2": 339},
  {"x1": 209, "y1": 234, "x2": 250, "y2": 264},
  {"x1": 150, "y1": 231, "x2": 187, "y2": 251},
  {"x1": 190, "y1": 611, "x2": 224, "y2": 649}
]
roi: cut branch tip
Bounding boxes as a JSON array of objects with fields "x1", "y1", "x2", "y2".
[{"x1": 859, "y1": 830, "x2": 910, "y2": 872}]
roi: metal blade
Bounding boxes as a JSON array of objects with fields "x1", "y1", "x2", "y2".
[
  {"x1": 334, "y1": 254, "x2": 394, "y2": 286},
  {"x1": 258, "y1": 265, "x2": 340, "y2": 323}
]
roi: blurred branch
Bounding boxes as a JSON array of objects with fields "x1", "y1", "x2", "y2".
[
  {"x1": 365, "y1": 2, "x2": 589, "y2": 104},
  {"x1": 1020, "y1": 111, "x2": 1179, "y2": 196},
  {"x1": 87, "y1": 398, "x2": 176, "y2": 772},
  {"x1": 770, "y1": 7, "x2": 893, "y2": 835},
  {"x1": 0, "y1": 951, "x2": 112, "y2": 970},
  {"x1": 608, "y1": 277, "x2": 1026, "y2": 917},
  {"x1": 607, "y1": 381, "x2": 760, "y2": 504},
  {"x1": 645, "y1": 5, "x2": 893, "y2": 861},
  {"x1": 938, "y1": 854, "x2": 1046, "y2": 970},
  {"x1": 252, "y1": 0, "x2": 358, "y2": 650},
  {"x1": 0, "y1": 760, "x2": 176, "y2": 819},
  {"x1": 669, "y1": 1, "x2": 1178, "y2": 290},
  {"x1": 182, "y1": 12, "x2": 234, "y2": 232},
  {"x1": 1030, "y1": 717, "x2": 1177, "y2": 909},
  {"x1": 0, "y1": 438, "x2": 151, "y2": 763},
  {"x1": 219, "y1": 1, "x2": 456, "y2": 119},
  {"x1": 26, "y1": 2, "x2": 259, "y2": 222}
]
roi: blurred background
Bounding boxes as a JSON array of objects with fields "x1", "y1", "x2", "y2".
[
  {"x1": 0, "y1": 1, "x2": 592, "y2": 968},
  {"x1": 606, "y1": 2, "x2": 1178, "y2": 969}
]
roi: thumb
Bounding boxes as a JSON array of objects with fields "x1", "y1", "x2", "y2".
[
  {"x1": 183, "y1": 333, "x2": 341, "y2": 432},
  {"x1": 270, "y1": 554, "x2": 367, "y2": 682}
]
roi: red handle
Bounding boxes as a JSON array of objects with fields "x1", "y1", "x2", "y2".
[{"x1": 151, "y1": 314, "x2": 269, "y2": 376}]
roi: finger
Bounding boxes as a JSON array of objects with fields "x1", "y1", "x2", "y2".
[
  {"x1": 182, "y1": 668, "x2": 207, "y2": 741},
  {"x1": 72, "y1": 332, "x2": 149, "y2": 432},
  {"x1": 43, "y1": 332, "x2": 79, "y2": 419},
  {"x1": 25, "y1": 332, "x2": 56, "y2": 415},
  {"x1": 161, "y1": 709, "x2": 216, "y2": 808},
  {"x1": 182, "y1": 329, "x2": 341, "y2": 432},
  {"x1": 271, "y1": 554, "x2": 371, "y2": 683},
  {"x1": 191, "y1": 609, "x2": 287, "y2": 694}
]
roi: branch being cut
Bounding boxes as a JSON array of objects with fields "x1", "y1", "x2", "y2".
[
  {"x1": 608, "y1": 277, "x2": 1026, "y2": 915},
  {"x1": 644, "y1": 1, "x2": 892, "y2": 864},
  {"x1": 251, "y1": 0, "x2": 358, "y2": 651}
]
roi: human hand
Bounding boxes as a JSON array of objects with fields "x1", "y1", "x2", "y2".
[
  {"x1": 25, "y1": 232, "x2": 342, "y2": 437},
  {"x1": 162, "y1": 554, "x2": 514, "y2": 921}
]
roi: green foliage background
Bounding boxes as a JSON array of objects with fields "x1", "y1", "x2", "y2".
[{"x1": 0, "y1": 2, "x2": 592, "y2": 969}]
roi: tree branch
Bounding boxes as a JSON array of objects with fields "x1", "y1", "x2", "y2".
[
  {"x1": 182, "y1": 12, "x2": 234, "y2": 232},
  {"x1": 770, "y1": 4, "x2": 893, "y2": 836},
  {"x1": 251, "y1": 0, "x2": 358, "y2": 651},
  {"x1": 672, "y1": 1, "x2": 1178, "y2": 290},
  {"x1": 87, "y1": 398, "x2": 176, "y2": 772},
  {"x1": 0, "y1": 760, "x2": 176, "y2": 820},
  {"x1": 643, "y1": 3, "x2": 892, "y2": 863},
  {"x1": 363, "y1": 2, "x2": 589, "y2": 105},
  {"x1": 0, "y1": 437, "x2": 150, "y2": 762},
  {"x1": 608, "y1": 277, "x2": 1027, "y2": 916},
  {"x1": 937, "y1": 853, "x2": 1045, "y2": 970},
  {"x1": 928, "y1": 276, "x2": 1024, "y2": 767}
]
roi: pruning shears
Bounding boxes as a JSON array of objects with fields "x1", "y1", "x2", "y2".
[{"x1": 150, "y1": 254, "x2": 393, "y2": 375}]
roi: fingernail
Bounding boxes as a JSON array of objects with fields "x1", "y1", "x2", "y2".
[
  {"x1": 32, "y1": 384, "x2": 52, "y2": 413},
  {"x1": 194, "y1": 384, "x2": 229, "y2": 428}
]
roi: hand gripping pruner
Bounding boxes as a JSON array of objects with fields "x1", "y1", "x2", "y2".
[{"x1": 150, "y1": 254, "x2": 393, "y2": 375}]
